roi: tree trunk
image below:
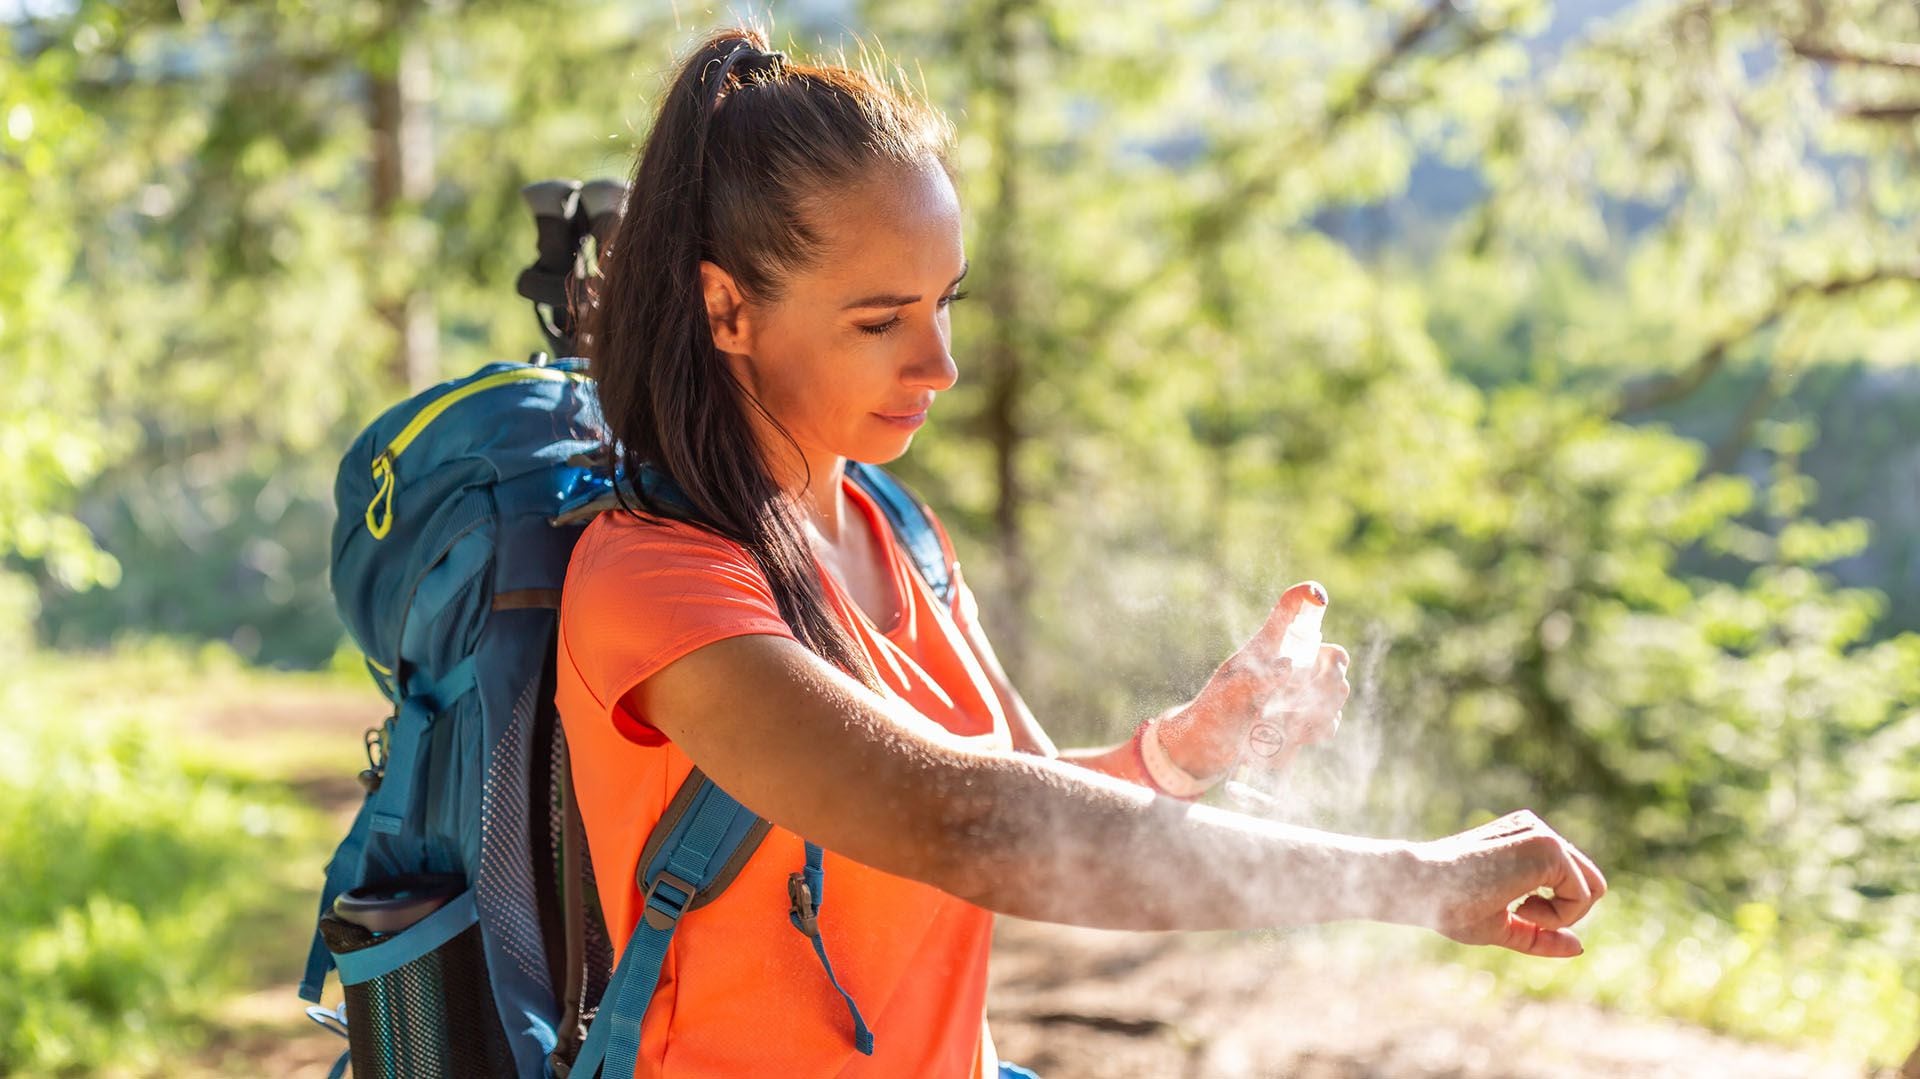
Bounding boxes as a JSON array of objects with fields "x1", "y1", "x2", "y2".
[
  {"x1": 977, "y1": 0, "x2": 1031, "y2": 675},
  {"x1": 369, "y1": 17, "x2": 437, "y2": 390}
]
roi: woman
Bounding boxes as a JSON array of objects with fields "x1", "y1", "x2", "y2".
[{"x1": 556, "y1": 27, "x2": 1606, "y2": 1079}]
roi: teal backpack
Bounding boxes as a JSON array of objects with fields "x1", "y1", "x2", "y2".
[{"x1": 304, "y1": 179, "x2": 955, "y2": 1078}]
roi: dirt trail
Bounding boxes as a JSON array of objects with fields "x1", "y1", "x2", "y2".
[
  {"x1": 987, "y1": 919, "x2": 1878, "y2": 1078},
  {"x1": 188, "y1": 686, "x2": 1889, "y2": 1078}
]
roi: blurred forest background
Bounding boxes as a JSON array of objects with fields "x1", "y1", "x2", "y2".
[{"x1": 4, "y1": 0, "x2": 1919, "y2": 1074}]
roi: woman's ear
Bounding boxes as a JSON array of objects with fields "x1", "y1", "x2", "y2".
[{"x1": 699, "y1": 260, "x2": 753, "y2": 355}]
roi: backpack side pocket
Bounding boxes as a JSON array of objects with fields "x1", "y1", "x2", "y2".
[{"x1": 321, "y1": 881, "x2": 516, "y2": 1079}]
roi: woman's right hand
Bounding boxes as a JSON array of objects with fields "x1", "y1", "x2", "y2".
[{"x1": 1406, "y1": 810, "x2": 1608, "y2": 958}]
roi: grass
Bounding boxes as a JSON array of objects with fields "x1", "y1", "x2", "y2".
[
  {"x1": 0, "y1": 642, "x2": 367, "y2": 1077},
  {"x1": 1437, "y1": 878, "x2": 1918, "y2": 1066}
]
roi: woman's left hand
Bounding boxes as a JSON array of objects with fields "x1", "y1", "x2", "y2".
[{"x1": 1158, "y1": 581, "x2": 1352, "y2": 780}]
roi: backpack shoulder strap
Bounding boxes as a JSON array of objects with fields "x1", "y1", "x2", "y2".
[
  {"x1": 568, "y1": 770, "x2": 761, "y2": 1078},
  {"x1": 845, "y1": 462, "x2": 954, "y2": 607},
  {"x1": 550, "y1": 463, "x2": 699, "y2": 528},
  {"x1": 566, "y1": 772, "x2": 874, "y2": 1078}
]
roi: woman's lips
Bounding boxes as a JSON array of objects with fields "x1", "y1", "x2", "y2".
[{"x1": 874, "y1": 409, "x2": 929, "y2": 430}]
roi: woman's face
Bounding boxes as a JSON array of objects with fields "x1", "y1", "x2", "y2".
[{"x1": 712, "y1": 161, "x2": 966, "y2": 472}]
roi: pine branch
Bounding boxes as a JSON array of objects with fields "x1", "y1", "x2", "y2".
[
  {"x1": 1790, "y1": 37, "x2": 1920, "y2": 72},
  {"x1": 1327, "y1": 0, "x2": 1466, "y2": 128},
  {"x1": 1087, "y1": 0, "x2": 1505, "y2": 335},
  {"x1": 1840, "y1": 102, "x2": 1920, "y2": 123},
  {"x1": 1612, "y1": 265, "x2": 1920, "y2": 419},
  {"x1": 1791, "y1": 36, "x2": 1920, "y2": 124},
  {"x1": 1188, "y1": 0, "x2": 1480, "y2": 248}
]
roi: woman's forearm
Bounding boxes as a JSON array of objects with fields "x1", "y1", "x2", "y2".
[
  {"x1": 638, "y1": 636, "x2": 1593, "y2": 953},
  {"x1": 936, "y1": 746, "x2": 1421, "y2": 931}
]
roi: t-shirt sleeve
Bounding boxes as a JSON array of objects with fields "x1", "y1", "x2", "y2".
[{"x1": 559, "y1": 517, "x2": 797, "y2": 747}]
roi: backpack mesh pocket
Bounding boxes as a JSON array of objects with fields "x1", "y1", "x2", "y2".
[{"x1": 321, "y1": 895, "x2": 516, "y2": 1078}]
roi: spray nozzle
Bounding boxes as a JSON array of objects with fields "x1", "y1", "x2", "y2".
[{"x1": 1278, "y1": 585, "x2": 1328, "y2": 671}]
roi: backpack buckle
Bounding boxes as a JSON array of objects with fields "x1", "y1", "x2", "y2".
[
  {"x1": 358, "y1": 726, "x2": 387, "y2": 792},
  {"x1": 641, "y1": 870, "x2": 697, "y2": 931},
  {"x1": 787, "y1": 873, "x2": 819, "y2": 937}
]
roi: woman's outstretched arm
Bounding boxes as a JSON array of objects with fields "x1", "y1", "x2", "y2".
[{"x1": 628, "y1": 632, "x2": 1605, "y2": 956}]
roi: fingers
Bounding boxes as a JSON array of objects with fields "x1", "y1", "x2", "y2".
[
  {"x1": 1542, "y1": 843, "x2": 1592, "y2": 906},
  {"x1": 1494, "y1": 831, "x2": 1601, "y2": 946},
  {"x1": 1280, "y1": 644, "x2": 1351, "y2": 746},
  {"x1": 1497, "y1": 910, "x2": 1584, "y2": 958},
  {"x1": 1544, "y1": 847, "x2": 1602, "y2": 934},
  {"x1": 1313, "y1": 642, "x2": 1350, "y2": 679},
  {"x1": 1252, "y1": 581, "x2": 1329, "y2": 656},
  {"x1": 1513, "y1": 894, "x2": 1570, "y2": 930},
  {"x1": 1567, "y1": 841, "x2": 1608, "y2": 903},
  {"x1": 1436, "y1": 813, "x2": 1607, "y2": 960},
  {"x1": 1281, "y1": 695, "x2": 1344, "y2": 744},
  {"x1": 1312, "y1": 643, "x2": 1351, "y2": 714},
  {"x1": 1471, "y1": 814, "x2": 1595, "y2": 901}
]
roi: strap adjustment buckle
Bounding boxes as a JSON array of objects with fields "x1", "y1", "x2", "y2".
[
  {"x1": 641, "y1": 870, "x2": 697, "y2": 931},
  {"x1": 788, "y1": 873, "x2": 819, "y2": 937}
]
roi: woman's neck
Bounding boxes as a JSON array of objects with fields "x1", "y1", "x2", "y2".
[
  {"x1": 742, "y1": 408, "x2": 851, "y2": 545},
  {"x1": 777, "y1": 447, "x2": 852, "y2": 545}
]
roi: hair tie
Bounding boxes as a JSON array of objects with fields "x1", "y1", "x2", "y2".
[
  {"x1": 731, "y1": 45, "x2": 787, "y2": 81},
  {"x1": 708, "y1": 43, "x2": 787, "y2": 116}
]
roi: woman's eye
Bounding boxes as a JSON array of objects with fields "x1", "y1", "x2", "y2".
[{"x1": 858, "y1": 291, "x2": 967, "y2": 336}]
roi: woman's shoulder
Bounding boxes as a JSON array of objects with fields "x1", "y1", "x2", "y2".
[
  {"x1": 560, "y1": 503, "x2": 787, "y2": 645},
  {"x1": 557, "y1": 508, "x2": 794, "y2": 720},
  {"x1": 570, "y1": 508, "x2": 750, "y2": 571},
  {"x1": 562, "y1": 509, "x2": 774, "y2": 615}
]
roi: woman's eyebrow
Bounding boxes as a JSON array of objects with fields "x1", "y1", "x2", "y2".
[{"x1": 840, "y1": 261, "x2": 970, "y2": 310}]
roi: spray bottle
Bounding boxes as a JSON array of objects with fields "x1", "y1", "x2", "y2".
[{"x1": 1224, "y1": 586, "x2": 1327, "y2": 811}]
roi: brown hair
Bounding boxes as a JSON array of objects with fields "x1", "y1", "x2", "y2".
[{"x1": 585, "y1": 27, "x2": 953, "y2": 684}]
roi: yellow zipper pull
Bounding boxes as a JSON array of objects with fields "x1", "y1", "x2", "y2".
[
  {"x1": 360, "y1": 366, "x2": 589, "y2": 541},
  {"x1": 366, "y1": 453, "x2": 396, "y2": 539}
]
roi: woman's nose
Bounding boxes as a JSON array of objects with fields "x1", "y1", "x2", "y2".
[{"x1": 904, "y1": 325, "x2": 958, "y2": 391}]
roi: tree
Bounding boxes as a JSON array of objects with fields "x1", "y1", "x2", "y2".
[{"x1": 0, "y1": 19, "x2": 122, "y2": 647}]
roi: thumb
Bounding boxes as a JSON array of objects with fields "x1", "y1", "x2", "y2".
[
  {"x1": 1254, "y1": 580, "x2": 1329, "y2": 654},
  {"x1": 1497, "y1": 911, "x2": 1585, "y2": 958}
]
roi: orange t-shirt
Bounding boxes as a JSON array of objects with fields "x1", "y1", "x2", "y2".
[{"x1": 556, "y1": 475, "x2": 1010, "y2": 1078}]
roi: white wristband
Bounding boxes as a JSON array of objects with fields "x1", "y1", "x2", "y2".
[{"x1": 1137, "y1": 717, "x2": 1212, "y2": 799}]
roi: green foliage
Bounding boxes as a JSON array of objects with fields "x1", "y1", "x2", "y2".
[
  {"x1": 0, "y1": 21, "x2": 125, "y2": 645},
  {"x1": 6, "y1": 0, "x2": 1920, "y2": 1066},
  {"x1": 0, "y1": 646, "x2": 332, "y2": 1075}
]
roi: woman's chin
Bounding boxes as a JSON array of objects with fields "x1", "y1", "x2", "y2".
[{"x1": 846, "y1": 433, "x2": 918, "y2": 465}]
